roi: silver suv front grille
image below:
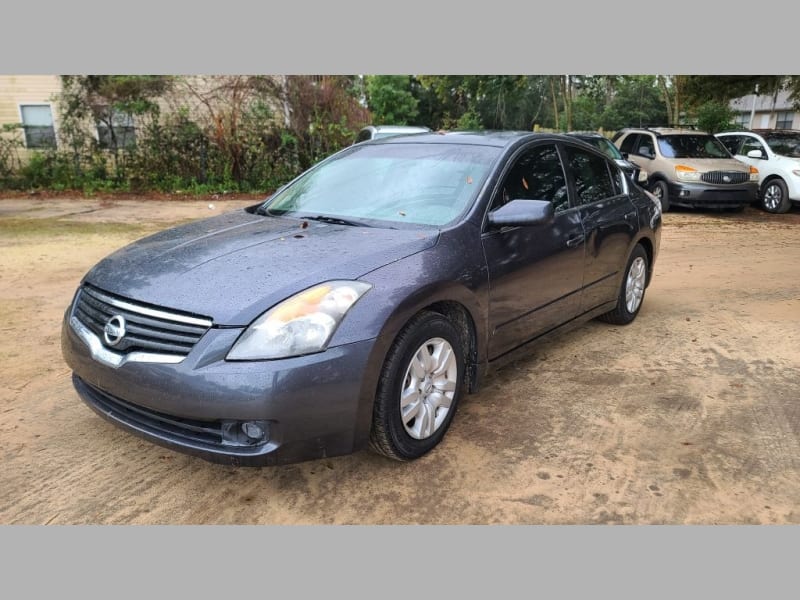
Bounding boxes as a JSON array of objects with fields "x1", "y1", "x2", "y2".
[
  {"x1": 72, "y1": 284, "x2": 212, "y2": 360},
  {"x1": 700, "y1": 171, "x2": 749, "y2": 185}
]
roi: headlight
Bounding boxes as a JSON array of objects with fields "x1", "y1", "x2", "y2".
[
  {"x1": 227, "y1": 281, "x2": 371, "y2": 360},
  {"x1": 749, "y1": 166, "x2": 759, "y2": 182},
  {"x1": 675, "y1": 165, "x2": 701, "y2": 181}
]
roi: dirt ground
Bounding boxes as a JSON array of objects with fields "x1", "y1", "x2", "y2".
[{"x1": 1, "y1": 197, "x2": 798, "y2": 524}]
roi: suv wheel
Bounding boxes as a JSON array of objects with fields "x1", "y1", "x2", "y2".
[
  {"x1": 761, "y1": 179, "x2": 791, "y2": 214},
  {"x1": 650, "y1": 180, "x2": 670, "y2": 212}
]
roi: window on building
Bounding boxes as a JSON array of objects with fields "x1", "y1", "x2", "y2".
[
  {"x1": 96, "y1": 110, "x2": 136, "y2": 149},
  {"x1": 20, "y1": 104, "x2": 56, "y2": 149},
  {"x1": 734, "y1": 112, "x2": 751, "y2": 128},
  {"x1": 775, "y1": 111, "x2": 795, "y2": 130}
]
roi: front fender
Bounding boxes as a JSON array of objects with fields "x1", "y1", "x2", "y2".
[{"x1": 336, "y1": 229, "x2": 490, "y2": 449}]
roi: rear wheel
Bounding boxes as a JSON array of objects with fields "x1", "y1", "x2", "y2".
[
  {"x1": 370, "y1": 311, "x2": 465, "y2": 461},
  {"x1": 598, "y1": 244, "x2": 649, "y2": 325},
  {"x1": 761, "y1": 179, "x2": 791, "y2": 214},
  {"x1": 649, "y1": 180, "x2": 670, "y2": 212}
]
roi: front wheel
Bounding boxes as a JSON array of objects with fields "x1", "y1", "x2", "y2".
[
  {"x1": 650, "y1": 180, "x2": 670, "y2": 212},
  {"x1": 598, "y1": 244, "x2": 649, "y2": 325},
  {"x1": 761, "y1": 179, "x2": 791, "y2": 214},
  {"x1": 370, "y1": 311, "x2": 465, "y2": 461}
]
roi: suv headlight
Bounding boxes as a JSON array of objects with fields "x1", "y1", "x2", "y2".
[
  {"x1": 749, "y1": 166, "x2": 759, "y2": 182},
  {"x1": 227, "y1": 281, "x2": 371, "y2": 360},
  {"x1": 675, "y1": 165, "x2": 701, "y2": 181}
]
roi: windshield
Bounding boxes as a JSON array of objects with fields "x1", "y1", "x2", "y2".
[
  {"x1": 764, "y1": 133, "x2": 800, "y2": 158},
  {"x1": 592, "y1": 137, "x2": 623, "y2": 160},
  {"x1": 263, "y1": 143, "x2": 500, "y2": 227},
  {"x1": 658, "y1": 135, "x2": 731, "y2": 159}
]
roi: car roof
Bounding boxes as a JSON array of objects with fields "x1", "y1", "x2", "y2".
[
  {"x1": 717, "y1": 129, "x2": 800, "y2": 136},
  {"x1": 566, "y1": 131, "x2": 605, "y2": 139},
  {"x1": 630, "y1": 127, "x2": 710, "y2": 136},
  {"x1": 751, "y1": 129, "x2": 800, "y2": 135},
  {"x1": 376, "y1": 130, "x2": 579, "y2": 148},
  {"x1": 363, "y1": 125, "x2": 432, "y2": 133}
]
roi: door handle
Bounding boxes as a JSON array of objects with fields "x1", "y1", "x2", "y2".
[{"x1": 566, "y1": 234, "x2": 585, "y2": 248}]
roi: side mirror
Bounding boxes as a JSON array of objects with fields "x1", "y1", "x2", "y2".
[
  {"x1": 488, "y1": 199, "x2": 554, "y2": 228},
  {"x1": 746, "y1": 149, "x2": 765, "y2": 159},
  {"x1": 621, "y1": 151, "x2": 630, "y2": 159}
]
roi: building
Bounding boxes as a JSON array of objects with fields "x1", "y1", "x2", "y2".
[
  {"x1": 0, "y1": 75, "x2": 290, "y2": 161},
  {"x1": 0, "y1": 75, "x2": 63, "y2": 158},
  {"x1": 730, "y1": 89, "x2": 799, "y2": 130}
]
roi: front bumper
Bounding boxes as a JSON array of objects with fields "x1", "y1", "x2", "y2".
[
  {"x1": 62, "y1": 311, "x2": 380, "y2": 466},
  {"x1": 667, "y1": 180, "x2": 757, "y2": 208}
]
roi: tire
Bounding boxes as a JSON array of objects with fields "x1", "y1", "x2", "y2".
[
  {"x1": 598, "y1": 244, "x2": 649, "y2": 325},
  {"x1": 760, "y1": 179, "x2": 791, "y2": 214},
  {"x1": 369, "y1": 311, "x2": 465, "y2": 461},
  {"x1": 649, "y1": 180, "x2": 670, "y2": 212}
]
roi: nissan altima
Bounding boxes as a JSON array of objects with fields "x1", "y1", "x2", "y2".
[{"x1": 61, "y1": 131, "x2": 662, "y2": 466}]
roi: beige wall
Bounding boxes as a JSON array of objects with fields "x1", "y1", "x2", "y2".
[{"x1": 0, "y1": 75, "x2": 63, "y2": 157}]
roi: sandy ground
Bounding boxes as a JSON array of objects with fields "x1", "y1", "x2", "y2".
[{"x1": 1, "y1": 197, "x2": 798, "y2": 524}]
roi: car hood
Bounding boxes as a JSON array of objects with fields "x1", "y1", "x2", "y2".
[
  {"x1": 671, "y1": 158, "x2": 750, "y2": 172},
  {"x1": 84, "y1": 209, "x2": 439, "y2": 325}
]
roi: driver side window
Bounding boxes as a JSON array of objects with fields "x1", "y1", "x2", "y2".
[
  {"x1": 741, "y1": 137, "x2": 766, "y2": 158},
  {"x1": 492, "y1": 144, "x2": 569, "y2": 213}
]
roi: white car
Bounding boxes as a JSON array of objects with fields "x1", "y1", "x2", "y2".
[
  {"x1": 717, "y1": 130, "x2": 800, "y2": 213},
  {"x1": 354, "y1": 125, "x2": 432, "y2": 144}
]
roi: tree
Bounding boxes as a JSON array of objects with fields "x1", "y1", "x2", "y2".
[
  {"x1": 695, "y1": 101, "x2": 735, "y2": 133},
  {"x1": 365, "y1": 75, "x2": 419, "y2": 125},
  {"x1": 597, "y1": 76, "x2": 667, "y2": 130},
  {"x1": 262, "y1": 76, "x2": 371, "y2": 170},
  {"x1": 60, "y1": 75, "x2": 173, "y2": 179}
]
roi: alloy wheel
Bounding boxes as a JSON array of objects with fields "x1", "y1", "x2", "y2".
[
  {"x1": 400, "y1": 337, "x2": 458, "y2": 440},
  {"x1": 625, "y1": 257, "x2": 646, "y2": 314}
]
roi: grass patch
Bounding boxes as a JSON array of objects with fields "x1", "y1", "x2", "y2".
[{"x1": 0, "y1": 218, "x2": 156, "y2": 238}]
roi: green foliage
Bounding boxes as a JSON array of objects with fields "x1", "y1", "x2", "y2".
[
  {"x1": 4, "y1": 75, "x2": 795, "y2": 195},
  {"x1": 683, "y1": 76, "x2": 782, "y2": 106},
  {"x1": 695, "y1": 101, "x2": 735, "y2": 134},
  {"x1": 0, "y1": 124, "x2": 24, "y2": 184},
  {"x1": 456, "y1": 110, "x2": 482, "y2": 130},
  {"x1": 598, "y1": 76, "x2": 668, "y2": 130},
  {"x1": 365, "y1": 76, "x2": 419, "y2": 125}
]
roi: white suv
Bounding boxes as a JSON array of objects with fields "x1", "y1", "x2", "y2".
[{"x1": 716, "y1": 130, "x2": 800, "y2": 213}]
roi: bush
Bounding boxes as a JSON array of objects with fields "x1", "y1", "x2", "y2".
[{"x1": 695, "y1": 101, "x2": 735, "y2": 134}]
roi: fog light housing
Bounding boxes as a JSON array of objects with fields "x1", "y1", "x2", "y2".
[
  {"x1": 242, "y1": 421, "x2": 265, "y2": 440},
  {"x1": 221, "y1": 420, "x2": 269, "y2": 446},
  {"x1": 679, "y1": 189, "x2": 691, "y2": 197}
]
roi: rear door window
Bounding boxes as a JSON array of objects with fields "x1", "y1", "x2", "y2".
[{"x1": 564, "y1": 146, "x2": 618, "y2": 205}]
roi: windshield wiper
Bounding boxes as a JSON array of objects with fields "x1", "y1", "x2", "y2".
[{"x1": 295, "y1": 215, "x2": 371, "y2": 227}]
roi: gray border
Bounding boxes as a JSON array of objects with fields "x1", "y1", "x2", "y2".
[
  {"x1": 2, "y1": 2, "x2": 798, "y2": 598},
  {"x1": 1, "y1": 2, "x2": 798, "y2": 73},
  {"x1": 1, "y1": 526, "x2": 797, "y2": 597}
]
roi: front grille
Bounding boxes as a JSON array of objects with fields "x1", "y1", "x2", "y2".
[
  {"x1": 80, "y1": 378, "x2": 227, "y2": 446},
  {"x1": 73, "y1": 284, "x2": 212, "y2": 357},
  {"x1": 700, "y1": 171, "x2": 749, "y2": 185}
]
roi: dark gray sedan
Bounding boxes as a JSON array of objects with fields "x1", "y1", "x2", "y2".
[{"x1": 62, "y1": 131, "x2": 662, "y2": 466}]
